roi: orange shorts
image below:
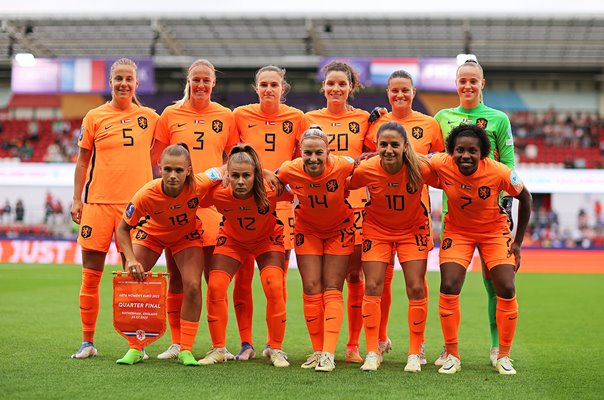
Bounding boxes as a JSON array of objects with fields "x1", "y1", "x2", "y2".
[
  {"x1": 352, "y1": 208, "x2": 365, "y2": 245},
  {"x1": 78, "y1": 203, "x2": 125, "y2": 253},
  {"x1": 362, "y1": 233, "x2": 431, "y2": 264},
  {"x1": 198, "y1": 206, "x2": 222, "y2": 248},
  {"x1": 294, "y1": 226, "x2": 355, "y2": 256},
  {"x1": 132, "y1": 220, "x2": 203, "y2": 255},
  {"x1": 276, "y1": 203, "x2": 294, "y2": 251},
  {"x1": 212, "y1": 225, "x2": 285, "y2": 263},
  {"x1": 439, "y1": 229, "x2": 515, "y2": 269}
]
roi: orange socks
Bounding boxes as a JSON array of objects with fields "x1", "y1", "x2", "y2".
[
  {"x1": 421, "y1": 277, "x2": 429, "y2": 345},
  {"x1": 408, "y1": 298, "x2": 428, "y2": 355},
  {"x1": 233, "y1": 255, "x2": 255, "y2": 345},
  {"x1": 362, "y1": 295, "x2": 381, "y2": 354},
  {"x1": 323, "y1": 289, "x2": 344, "y2": 355},
  {"x1": 379, "y1": 264, "x2": 394, "y2": 342},
  {"x1": 346, "y1": 280, "x2": 364, "y2": 347},
  {"x1": 282, "y1": 257, "x2": 289, "y2": 304},
  {"x1": 439, "y1": 293, "x2": 461, "y2": 359},
  {"x1": 303, "y1": 293, "x2": 324, "y2": 352},
  {"x1": 166, "y1": 292, "x2": 184, "y2": 345},
  {"x1": 496, "y1": 296, "x2": 518, "y2": 358},
  {"x1": 179, "y1": 319, "x2": 199, "y2": 352},
  {"x1": 260, "y1": 266, "x2": 286, "y2": 349},
  {"x1": 80, "y1": 268, "x2": 102, "y2": 343},
  {"x1": 207, "y1": 270, "x2": 232, "y2": 348}
]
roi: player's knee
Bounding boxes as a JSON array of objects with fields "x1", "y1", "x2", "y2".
[
  {"x1": 363, "y1": 280, "x2": 381, "y2": 296},
  {"x1": 497, "y1": 282, "x2": 516, "y2": 299},
  {"x1": 440, "y1": 279, "x2": 462, "y2": 295},
  {"x1": 183, "y1": 280, "x2": 201, "y2": 301},
  {"x1": 346, "y1": 270, "x2": 362, "y2": 283},
  {"x1": 302, "y1": 280, "x2": 321, "y2": 295},
  {"x1": 407, "y1": 283, "x2": 425, "y2": 300}
]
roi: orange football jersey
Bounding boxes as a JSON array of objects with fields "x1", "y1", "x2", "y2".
[
  {"x1": 155, "y1": 101, "x2": 239, "y2": 172},
  {"x1": 301, "y1": 108, "x2": 372, "y2": 208},
  {"x1": 277, "y1": 156, "x2": 355, "y2": 238},
  {"x1": 199, "y1": 183, "x2": 293, "y2": 242},
  {"x1": 428, "y1": 153, "x2": 524, "y2": 233},
  {"x1": 79, "y1": 103, "x2": 159, "y2": 204},
  {"x1": 123, "y1": 169, "x2": 223, "y2": 242},
  {"x1": 234, "y1": 104, "x2": 303, "y2": 171},
  {"x1": 367, "y1": 110, "x2": 444, "y2": 155},
  {"x1": 349, "y1": 156, "x2": 432, "y2": 241}
]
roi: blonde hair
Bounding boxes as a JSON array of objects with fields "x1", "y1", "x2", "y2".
[
  {"x1": 110, "y1": 58, "x2": 141, "y2": 106},
  {"x1": 176, "y1": 59, "x2": 216, "y2": 106},
  {"x1": 300, "y1": 128, "x2": 329, "y2": 147}
]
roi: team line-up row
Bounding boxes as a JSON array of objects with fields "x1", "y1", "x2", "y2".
[{"x1": 69, "y1": 58, "x2": 531, "y2": 375}]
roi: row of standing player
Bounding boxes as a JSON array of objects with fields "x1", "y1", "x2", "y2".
[{"x1": 70, "y1": 58, "x2": 529, "y2": 374}]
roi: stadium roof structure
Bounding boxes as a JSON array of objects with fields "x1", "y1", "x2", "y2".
[{"x1": 0, "y1": 16, "x2": 603, "y2": 70}]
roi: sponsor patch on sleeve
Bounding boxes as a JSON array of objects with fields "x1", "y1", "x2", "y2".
[
  {"x1": 125, "y1": 202, "x2": 135, "y2": 218},
  {"x1": 205, "y1": 168, "x2": 222, "y2": 182},
  {"x1": 510, "y1": 170, "x2": 523, "y2": 192},
  {"x1": 78, "y1": 127, "x2": 84, "y2": 141},
  {"x1": 343, "y1": 156, "x2": 355, "y2": 164},
  {"x1": 506, "y1": 126, "x2": 514, "y2": 146}
]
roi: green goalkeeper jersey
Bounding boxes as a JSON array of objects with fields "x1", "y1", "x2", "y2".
[{"x1": 434, "y1": 102, "x2": 515, "y2": 214}]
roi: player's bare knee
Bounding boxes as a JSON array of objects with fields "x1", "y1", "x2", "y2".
[
  {"x1": 303, "y1": 281, "x2": 322, "y2": 295},
  {"x1": 497, "y1": 283, "x2": 516, "y2": 299},
  {"x1": 364, "y1": 280, "x2": 382, "y2": 296},
  {"x1": 440, "y1": 280, "x2": 462, "y2": 295},
  {"x1": 183, "y1": 281, "x2": 201, "y2": 300},
  {"x1": 407, "y1": 284, "x2": 425, "y2": 300}
]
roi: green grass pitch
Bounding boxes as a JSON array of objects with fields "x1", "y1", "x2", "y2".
[{"x1": 0, "y1": 263, "x2": 602, "y2": 400}]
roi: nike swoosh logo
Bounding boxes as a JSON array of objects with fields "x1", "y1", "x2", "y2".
[
  {"x1": 325, "y1": 317, "x2": 336, "y2": 321},
  {"x1": 223, "y1": 209, "x2": 231, "y2": 212},
  {"x1": 153, "y1": 211, "x2": 164, "y2": 215},
  {"x1": 362, "y1": 315, "x2": 371, "y2": 318},
  {"x1": 295, "y1": 186, "x2": 303, "y2": 189},
  {"x1": 441, "y1": 313, "x2": 453, "y2": 318},
  {"x1": 413, "y1": 320, "x2": 425, "y2": 325},
  {"x1": 500, "y1": 364, "x2": 512, "y2": 371},
  {"x1": 305, "y1": 318, "x2": 318, "y2": 323},
  {"x1": 281, "y1": 319, "x2": 286, "y2": 323},
  {"x1": 234, "y1": 303, "x2": 243, "y2": 308},
  {"x1": 351, "y1": 305, "x2": 361, "y2": 309},
  {"x1": 207, "y1": 319, "x2": 218, "y2": 323},
  {"x1": 177, "y1": 123, "x2": 186, "y2": 127},
  {"x1": 248, "y1": 124, "x2": 257, "y2": 128},
  {"x1": 105, "y1": 125, "x2": 112, "y2": 130},
  {"x1": 508, "y1": 316, "x2": 517, "y2": 320}
]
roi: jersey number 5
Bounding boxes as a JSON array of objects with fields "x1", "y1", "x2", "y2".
[{"x1": 122, "y1": 128, "x2": 134, "y2": 146}]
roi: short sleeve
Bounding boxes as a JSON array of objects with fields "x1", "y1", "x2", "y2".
[
  {"x1": 78, "y1": 112, "x2": 95, "y2": 150},
  {"x1": 123, "y1": 189, "x2": 148, "y2": 226},
  {"x1": 500, "y1": 166, "x2": 524, "y2": 196}
]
